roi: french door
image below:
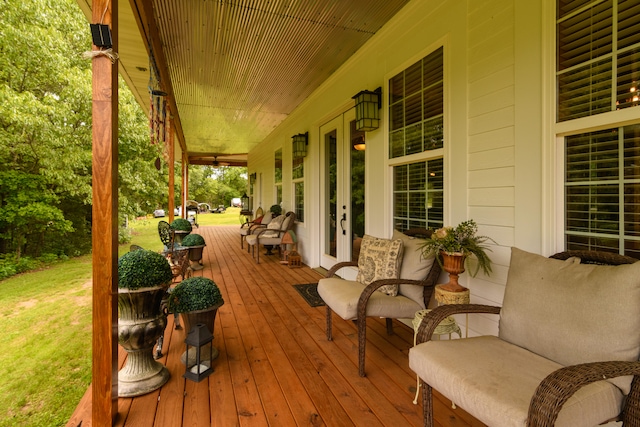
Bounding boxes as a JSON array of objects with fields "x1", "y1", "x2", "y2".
[{"x1": 319, "y1": 109, "x2": 366, "y2": 275}]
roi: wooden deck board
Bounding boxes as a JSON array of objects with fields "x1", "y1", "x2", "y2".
[{"x1": 67, "y1": 224, "x2": 484, "y2": 427}]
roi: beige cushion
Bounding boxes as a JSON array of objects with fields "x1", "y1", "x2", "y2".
[
  {"x1": 261, "y1": 214, "x2": 285, "y2": 238},
  {"x1": 355, "y1": 235, "x2": 403, "y2": 296},
  {"x1": 392, "y1": 230, "x2": 436, "y2": 307},
  {"x1": 317, "y1": 277, "x2": 422, "y2": 320},
  {"x1": 499, "y1": 247, "x2": 640, "y2": 392},
  {"x1": 409, "y1": 336, "x2": 624, "y2": 427}
]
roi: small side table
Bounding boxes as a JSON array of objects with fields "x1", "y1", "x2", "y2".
[
  {"x1": 435, "y1": 285, "x2": 470, "y2": 337},
  {"x1": 412, "y1": 309, "x2": 462, "y2": 404}
]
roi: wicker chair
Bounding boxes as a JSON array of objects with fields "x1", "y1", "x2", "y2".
[
  {"x1": 317, "y1": 228, "x2": 442, "y2": 377},
  {"x1": 410, "y1": 248, "x2": 640, "y2": 427},
  {"x1": 245, "y1": 211, "x2": 296, "y2": 263}
]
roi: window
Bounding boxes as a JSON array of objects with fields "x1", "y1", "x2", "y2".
[
  {"x1": 558, "y1": 1, "x2": 640, "y2": 258},
  {"x1": 557, "y1": 0, "x2": 640, "y2": 121},
  {"x1": 565, "y1": 125, "x2": 640, "y2": 257},
  {"x1": 293, "y1": 149, "x2": 304, "y2": 222},
  {"x1": 390, "y1": 47, "x2": 444, "y2": 231},
  {"x1": 274, "y1": 148, "x2": 282, "y2": 206}
]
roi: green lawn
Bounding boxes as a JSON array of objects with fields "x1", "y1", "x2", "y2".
[{"x1": 0, "y1": 208, "x2": 243, "y2": 426}]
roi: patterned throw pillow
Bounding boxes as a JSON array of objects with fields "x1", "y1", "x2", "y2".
[
  {"x1": 355, "y1": 235, "x2": 404, "y2": 296},
  {"x1": 261, "y1": 214, "x2": 285, "y2": 238}
]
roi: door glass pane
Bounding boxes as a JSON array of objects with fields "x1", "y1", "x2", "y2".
[
  {"x1": 350, "y1": 121, "x2": 365, "y2": 262},
  {"x1": 325, "y1": 130, "x2": 337, "y2": 257}
]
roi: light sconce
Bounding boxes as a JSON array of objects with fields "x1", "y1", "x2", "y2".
[
  {"x1": 249, "y1": 173, "x2": 257, "y2": 184},
  {"x1": 292, "y1": 132, "x2": 308, "y2": 158},
  {"x1": 352, "y1": 87, "x2": 382, "y2": 131}
]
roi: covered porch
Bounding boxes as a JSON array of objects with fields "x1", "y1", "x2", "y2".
[{"x1": 68, "y1": 225, "x2": 481, "y2": 426}]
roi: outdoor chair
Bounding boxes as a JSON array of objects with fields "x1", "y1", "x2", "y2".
[
  {"x1": 409, "y1": 248, "x2": 640, "y2": 427},
  {"x1": 239, "y1": 211, "x2": 273, "y2": 249},
  {"x1": 317, "y1": 228, "x2": 441, "y2": 377},
  {"x1": 244, "y1": 211, "x2": 296, "y2": 263}
]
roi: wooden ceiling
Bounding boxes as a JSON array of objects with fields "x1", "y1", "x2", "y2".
[{"x1": 77, "y1": 0, "x2": 410, "y2": 166}]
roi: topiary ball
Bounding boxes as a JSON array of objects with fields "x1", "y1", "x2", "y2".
[
  {"x1": 118, "y1": 249, "x2": 173, "y2": 290},
  {"x1": 167, "y1": 277, "x2": 224, "y2": 313},
  {"x1": 269, "y1": 204, "x2": 282, "y2": 216},
  {"x1": 170, "y1": 218, "x2": 192, "y2": 232},
  {"x1": 181, "y1": 233, "x2": 205, "y2": 247}
]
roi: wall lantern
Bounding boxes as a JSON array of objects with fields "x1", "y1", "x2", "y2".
[
  {"x1": 183, "y1": 323, "x2": 214, "y2": 382},
  {"x1": 240, "y1": 193, "x2": 250, "y2": 212},
  {"x1": 249, "y1": 173, "x2": 257, "y2": 185},
  {"x1": 352, "y1": 87, "x2": 382, "y2": 131},
  {"x1": 292, "y1": 132, "x2": 308, "y2": 158}
]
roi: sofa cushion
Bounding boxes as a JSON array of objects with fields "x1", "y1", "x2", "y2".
[
  {"x1": 409, "y1": 336, "x2": 624, "y2": 427},
  {"x1": 392, "y1": 230, "x2": 436, "y2": 307},
  {"x1": 355, "y1": 235, "x2": 403, "y2": 296},
  {"x1": 499, "y1": 247, "x2": 640, "y2": 393},
  {"x1": 317, "y1": 277, "x2": 423, "y2": 320}
]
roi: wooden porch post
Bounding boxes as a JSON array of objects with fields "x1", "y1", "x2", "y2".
[
  {"x1": 182, "y1": 152, "x2": 189, "y2": 217},
  {"x1": 167, "y1": 106, "x2": 175, "y2": 223},
  {"x1": 91, "y1": 0, "x2": 119, "y2": 424}
]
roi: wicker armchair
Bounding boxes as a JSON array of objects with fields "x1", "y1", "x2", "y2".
[
  {"x1": 245, "y1": 211, "x2": 296, "y2": 263},
  {"x1": 317, "y1": 228, "x2": 442, "y2": 377},
  {"x1": 410, "y1": 248, "x2": 640, "y2": 427}
]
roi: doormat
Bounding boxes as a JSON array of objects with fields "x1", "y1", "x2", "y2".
[{"x1": 292, "y1": 283, "x2": 325, "y2": 307}]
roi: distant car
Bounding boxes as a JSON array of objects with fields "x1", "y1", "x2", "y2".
[
  {"x1": 153, "y1": 209, "x2": 165, "y2": 218},
  {"x1": 211, "y1": 205, "x2": 226, "y2": 213}
]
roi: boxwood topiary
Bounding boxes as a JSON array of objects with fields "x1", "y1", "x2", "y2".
[
  {"x1": 269, "y1": 204, "x2": 282, "y2": 216},
  {"x1": 170, "y1": 218, "x2": 192, "y2": 232},
  {"x1": 167, "y1": 277, "x2": 224, "y2": 313},
  {"x1": 181, "y1": 233, "x2": 205, "y2": 247},
  {"x1": 118, "y1": 249, "x2": 173, "y2": 290}
]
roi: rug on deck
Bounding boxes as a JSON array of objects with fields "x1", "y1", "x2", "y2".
[{"x1": 292, "y1": 283, "x2": 325, "y2": 307}]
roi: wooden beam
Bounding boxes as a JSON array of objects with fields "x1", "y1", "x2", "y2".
[
  {"x1": 182, "y1": 151, "x2": 189, "y2": 217},
  {"x1": 91, "y1": 0, "x2": 119, "y2": 424}
]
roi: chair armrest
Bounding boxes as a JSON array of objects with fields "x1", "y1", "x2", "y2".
[
  {"x1": 527, "y1": 361, "x2": 640, "y2": 427},
  {"x1": 415, "y1": 304, "x2": 501, "y2": 344},
  {"x1": 325, "y1": 261, "x2": 359, "y2": 278}
]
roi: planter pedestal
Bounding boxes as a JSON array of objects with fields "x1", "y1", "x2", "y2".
[
  {"x1": 187, "y1": 245, "x2": 206, "y2": 271},
  {"x1": 118, "y1": 285, "x2": 170, "y2": 397}
]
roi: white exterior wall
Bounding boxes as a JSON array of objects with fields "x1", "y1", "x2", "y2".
[{"x1": 248, "y1": 0, "x2": 548, "y2": 337}]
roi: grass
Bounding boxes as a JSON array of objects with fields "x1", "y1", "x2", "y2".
[{"x1": 0, "y1": 208, "x2": 243, "y2": 426}]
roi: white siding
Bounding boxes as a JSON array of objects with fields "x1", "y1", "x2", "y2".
[{"x1": 248, "y1": 0, "x2": 547, "y2": 337}]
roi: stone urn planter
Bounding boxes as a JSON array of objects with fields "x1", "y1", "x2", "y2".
[
  {"x1": 180, "y1": 233, "x2": 206, "y2": 271},
  {"x1": 167, "y1": 277, "x2": 225, "y2": 370},
  {"x1": 117, "y1": 249, "x2": 173, "y2": 397}
]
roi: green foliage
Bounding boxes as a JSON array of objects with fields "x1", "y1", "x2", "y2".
[
  {"x1": 420, "y1": 219, "x2": 496, "y2": 277},
  {"x1": 167, "y1": 276, "x2": 224, "y2": 313},
  {"x1": 117, "y1": 249, "x2": 173, "y2": 289},
  {"x1": 186, "y1": 165, "x2": 248, "y2": 207},
  {"x1": 0, "y1": 0, "x2": 167, "y2": 262},
  {"x1": 170, "y1": 218, "x2": 193, "y2": 232},
  {"x1": 269, "y1": 204, "x2": 282, "y2": 216},
  {"x1": 181, "y1": 233, "x2": 205, "y2": 247}
]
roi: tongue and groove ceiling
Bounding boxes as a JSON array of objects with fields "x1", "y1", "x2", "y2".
[{"x1": 77, "y1": 0, "x2": 410, "y2": 166}]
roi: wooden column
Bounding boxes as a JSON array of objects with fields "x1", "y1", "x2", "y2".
[
  {"x1": 167, "y1": 106, "x2": 175, "y2": 223},
  {"x1": 91, "y1": 0, "x2": 119, "y2": 424},
  {"x1": 182, "y1": 152, "x2": 189, "y2": 217}
]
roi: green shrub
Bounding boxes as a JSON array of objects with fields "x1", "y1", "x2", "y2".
[
  {"x1": 117, "y1": 249, "x2": 173, "y2": 289},
  {"x1": 269, "y1": 204, "x2": 282, "y2": 216},
  {"x1": 181, "y1": 233, "x2": 205, "y2": 247},
  {"x1": 170, "y1": 218, "x2": 192, "y2": 232},
  {"x1": 167, "y1": 277, "x2": 224, "y2": 313}
]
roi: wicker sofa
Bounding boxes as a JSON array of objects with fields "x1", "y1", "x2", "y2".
[{"x1": 409, "y1": 248, "x2": 640, "y2": 427}]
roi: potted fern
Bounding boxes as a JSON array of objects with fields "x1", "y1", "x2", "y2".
[
  {"x1": 167, "y1": 276, "x2": 225, "y2": 365},
  {"x1": 420, "y1": 219, "x2": 495, "y2": 292},
  {"x1": 181, "y1": 233, "x2": 206, "y2": 270},
  {"x1": 117, "y1": 249, "x2": 173, "y2": 396}
]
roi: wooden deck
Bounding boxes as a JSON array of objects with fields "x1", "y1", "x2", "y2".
[{"x1": 67, "y1": 224, "x2": 483, "y2": 427}]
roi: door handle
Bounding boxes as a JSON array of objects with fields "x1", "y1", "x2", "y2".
[{"x1": 339, "y1": 213, "x2": 346, "y2": 235}]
